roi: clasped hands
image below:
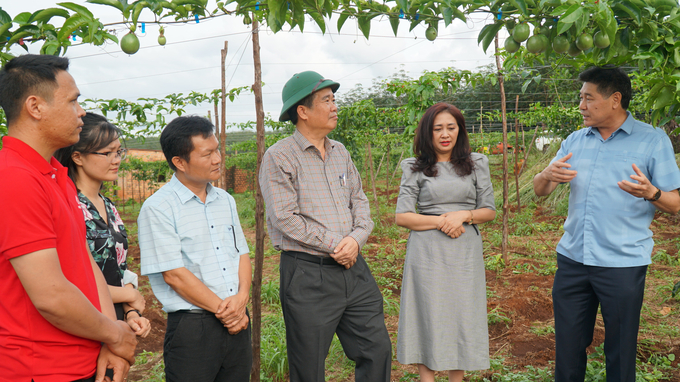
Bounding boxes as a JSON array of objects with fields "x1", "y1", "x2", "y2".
[
  {"x1": 438, "y1": 211, "x2": 468, "y2": 239},
  {"x1": 546, "y1": 153, "x2": 657, "y2": 200},
  {"x1": 216, "y1": 292, "x2": 249, "y2": 334},
  {"x1": 331, "y1": 236, "x2": 359, "y2": 269}
]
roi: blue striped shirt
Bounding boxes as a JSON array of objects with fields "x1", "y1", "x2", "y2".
[
  {"x1": 553, "y1": 112, "x2": 680, "y2": 267},
  {"x1": 138, "y1": 175, "x2": 248, "y2": 312}
]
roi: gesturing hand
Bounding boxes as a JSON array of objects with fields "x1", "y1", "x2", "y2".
[
  {"x1": 542, "y1": 153, "x2": 577, "y2": 183},
  {"x1": 618, "y1": 163, "x2": 657, "y2": 199}
]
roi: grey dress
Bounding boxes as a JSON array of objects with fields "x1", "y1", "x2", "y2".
[{"x1": 395, "y1": 153, "x2": 495, "y2": 371}]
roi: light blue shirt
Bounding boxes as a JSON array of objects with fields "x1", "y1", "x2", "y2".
[
  {"x1": 554, "y1": 112, "x2": 680, "y2": 267},
  {"x1": 139, "y1": 175, "x2": 249, "y2": 312}
]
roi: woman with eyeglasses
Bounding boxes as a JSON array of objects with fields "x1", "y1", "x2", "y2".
[{"x1": 56, "y1": 112, "x2": 150, "y2": 338}]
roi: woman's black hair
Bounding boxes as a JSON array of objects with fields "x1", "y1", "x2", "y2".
[
  {"x1": 411, "y1": 102, "x2": 473, "y2": 177},
  {"x1": 55, "y1": 112, "x2": 121, "y2": 184}
]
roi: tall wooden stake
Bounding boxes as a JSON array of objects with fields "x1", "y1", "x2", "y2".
[
  {"x1": 250, "y1": 15, "x2": 265, "y2": 382},
  {"x1": 514, "y1": 95, "x2": 521, "y2": 212},
  {"x1": 220, "y1": 42, "x2": 228, "y2": 191},
  {"x1": 366, "y1": 143, "x2": 379, "y2": 215},
  {"x1": 494, "y1": 34, "x2": 509, "y2": 264}
]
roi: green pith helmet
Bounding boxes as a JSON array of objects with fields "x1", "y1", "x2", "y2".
[{"x1": 279, "y1": 71, "x2": 340, "y2": 122}]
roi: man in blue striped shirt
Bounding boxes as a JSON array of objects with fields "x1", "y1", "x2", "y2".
[
  {"x1": 534, "y1": 66, "x2": 680, "y2": 382},
  {"x1": 139, "y1": 116, "x2": 252, "y2": 382}
]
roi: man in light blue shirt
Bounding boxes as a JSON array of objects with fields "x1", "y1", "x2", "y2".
[
  {"x1": 534, "y1": 66, "x2": 680, "y2": 382},
  {"x1": 139, "y1": 116, "x2": 252, "y2": 382}
]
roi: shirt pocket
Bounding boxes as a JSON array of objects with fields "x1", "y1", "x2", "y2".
[{"x1": 603, "y1": 151, "x2": 647, "y2": 211}]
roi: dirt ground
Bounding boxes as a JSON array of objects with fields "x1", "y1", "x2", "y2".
[{"x1": 124, "y1": 201, "x2": 680, "y2": 381}]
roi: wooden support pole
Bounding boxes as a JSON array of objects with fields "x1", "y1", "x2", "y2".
[
  {"x1": 250, "y1": 15, "x2": 265, "y2": 382},
  {"x1": 220, "y1": 42, "x2": 228, "y2": 191},
  {"x1": 494, "y1": 34, "x2": 510, "y2": 264},
  {"x1": 514, "y1": 95, "x2": 521, "y2": 212}
]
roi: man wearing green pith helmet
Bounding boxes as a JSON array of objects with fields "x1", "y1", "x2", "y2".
[{"x1": 259, "y1": 71, "x2": 391, "y2": 382}]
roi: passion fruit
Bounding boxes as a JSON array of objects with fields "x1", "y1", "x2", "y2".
[
  {"x1": 526, "y1": 34, "x2": 549, "y2": 53},
  {"x1": 576, "y1": 33, "x2": 593, "y2": 51},
  {"x1": 158, "y1": 35, "x2": 166, "y2": 46},
  {"x1": 552, "y1": 35, "x2": 570, "y2": 54},
  {"x1": 512, "y1": 23, "x2": 530, "y2": 43},
  {"x1": 567, "y1": 41, "x2": 582, "y2": 57},
  {"x1": 593, "y1": 31, "x2": 610, "y2": 49},
  {"x1": 121, "y1": 32, "x2": 140, "y2": 55},
  {"x1": 425, "y1": 26, "x2": 437, "y2": 41},
  {"x1": 505, "y1": 37, "x2": 521, "y2": 53}
]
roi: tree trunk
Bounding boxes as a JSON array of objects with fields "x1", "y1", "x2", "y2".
[
  {"x1": 250, "y1": 15, "x2": 265, "y2": 382},
  {"x1": 514, "y1": 95, "x2": 521, "y2": 212},
  {"x1": 494, "y1": 34, "x2": 509, "y2": 264}
]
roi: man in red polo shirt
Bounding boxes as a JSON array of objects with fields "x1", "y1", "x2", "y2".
[{"x1": 0, "y1": 55, "x2": 137, "y2": 382}]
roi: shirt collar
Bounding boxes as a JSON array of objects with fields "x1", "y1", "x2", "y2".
[
  {"x1": 169, "y1": 173, "x2": 222, "y2": 204},
  {"x1": 586, "y1": 111, "x2": 634, "y2": 137},
  {"x1": 1, "y1": 136, "x2": 62, "y2": 175},
  {"x1": 293, "y1": 129, "x2": 334, "y2": 156}
]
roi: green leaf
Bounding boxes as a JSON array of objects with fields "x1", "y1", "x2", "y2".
[
  {"x1": 86, "y1": 0, "x2": 125, "y2": 12},
  {"x1": 57, "y1": 2, "x2": 94, "y2": 20},
  {"x1": 478, "y1": 22, "x2": 503, "y2": 54},
  {"x1": 28, "y1": 8, "x2": 71, "y2": 24},
  {"x1": 337, "y1": 11, "x2": 350, "y2": 31},
  {"x1": 389, "y1": 16, "x2": 399, "y2": 35},
  {"x1": 442, "y1": 6, "x2": 453, "y2": 26},
  {"x1": 57, "y1": 14, "x2": 87, "y2": 41},
  {"x1": 357, "y1": 14, "x2": 370, "y2": 39},
  {"x1": 613, "y1": 2, "x2": 641, "y2": 25},
  {"x1": 132, "y1": 1, "x2": 148, "y2": 26},
  {"x1": 522, "y1": 79, "x2": 532, "y2": 93},
  {"x1": 559, "y1": 4, "x2": 582, "y2": 24},
  {"x1": 550, "y1": 4, "x2": 571, "y2": 16},
  {"x1": 397, "y1": 0, "x2": 409, "y2": 14},
  {"x1": 452, "y1": 7, "x2": 466, "y2": 22},
  {"x1": 13, "y1": 12, "x2": 32, "y2": 25},
  {"x1": 0, "y1": 8, "x2": 12, "y2": 24},
  {"x1": 0, "y1": 22, "x2": 12, "y2": 38},
  {"x1": 509, "y1": 0, "x2": 528, "y2": 16},
  {"x1": 309, "y1": 10, "x2": 326, "y2": 34}
]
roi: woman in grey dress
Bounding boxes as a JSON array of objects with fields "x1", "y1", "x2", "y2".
[{"x1": 395, "y1": 102, "x2": 496, "y2": 382}]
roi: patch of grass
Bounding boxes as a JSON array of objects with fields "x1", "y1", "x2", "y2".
[
  {"x1": 488, "y1": 307, "x2": 512, "y2": 326},
  {"x1": 652, "y1": 250, "x2": 679, "y2": 267},
  {"x1": 325, "y1": 334, "x2": 355, "y2": 380},
  {"x1": 261, "y1": 279, "x2": 280, "y2": 307},
  {"x1": 485, "y1": 253, "x2": 506, "y2": 272},
  {"x1": 529, "y1": 323, "x2": 555, "y2": 337},
  {"x1": 261, "y1": 313, "x2": 289, "y2": 381},
  {"x1": 232, "y1": 191, "x2": 256, "y2": 229}
]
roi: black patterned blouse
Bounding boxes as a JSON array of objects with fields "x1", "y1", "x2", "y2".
[{"x1": 77, "y1": 192, "x2": 128, "y2": 319}]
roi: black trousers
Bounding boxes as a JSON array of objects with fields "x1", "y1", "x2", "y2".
[
  {"x1": 164, "y1": 309, "x2": 252, "y2": 382},
  {"x1": 553, "y1": 253, "x2": 647, "y2": 382},
  {"x1": 280, "y1": 251, "x2": 392, "y2": 382}
]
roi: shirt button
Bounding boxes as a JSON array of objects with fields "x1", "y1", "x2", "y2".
[
  {"x1": 223, "y1": 268, "x2": 226, "y2": 271},
  {"x1": 51, "y1": 174, "x2": 56, "y2": 179},
  {"x1": 216, "y1": 247, "x2": 219, "y2": 250},
  {"x1": 211, "y1": 225, "x2": 214, "y2": 228}
]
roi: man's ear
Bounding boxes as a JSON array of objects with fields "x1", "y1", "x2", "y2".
[
  {"x1": 297, "y1": 104, "x2": 310, "y2": 122},
  {"x1": 24, "y1": 95, "x2": 44, "y2": 121},
  {"x1": 611, "y1": 91, "x2": 622, "y2": 109},
  {"x1": 172, "y1": 156, "x2": 187, "y2": 173}
]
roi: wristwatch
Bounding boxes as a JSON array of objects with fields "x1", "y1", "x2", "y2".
[{"x1": 644, "y1": 187, "x2": 661, "y2": 202}]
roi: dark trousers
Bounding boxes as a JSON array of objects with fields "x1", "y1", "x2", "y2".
[
  {"x1": 553, "y1": 253, "x2": 647, "y2": 382},
  {"x1": 164, "y1": 309, "x2": 252, "y2": 382},
  {"x1": 280, "y1": 251, "x2": 392, "y2": 382}
]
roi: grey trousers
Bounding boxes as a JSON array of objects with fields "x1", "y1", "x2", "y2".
[{"x1": 280, "y1": 251, "x2": 392, "y2": 382}]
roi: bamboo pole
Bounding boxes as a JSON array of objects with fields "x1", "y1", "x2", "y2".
[
  {"x1": 220, "y1": 42, "x2": 228, "y2": 191},
  {"x1": 494, "y1": 34, "x2": 509, "y2": 264},
  {"x1": 519, "y1": 123, "x2": 541, "y2": 176},
  {"x1": 514, "y1": 95, "x2": 521, "y2": 212},
  {"x1": 385, "y1": 143, "x2": 391, "y2": 201},
  {"x1": 389, "y1": 149, "x2": 405, "y2": 186},
  {"x1": 250, "y1": 15, "x2": 265, "y2": 382}
]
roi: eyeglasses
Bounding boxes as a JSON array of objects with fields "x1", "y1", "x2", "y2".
[{"x1": 87, "y1": 148, "x2": 128, "y2": 161}]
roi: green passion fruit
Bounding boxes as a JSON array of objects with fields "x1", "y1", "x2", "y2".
[
  {"x1": 552, "y1": 35, "x2": 570, "y2": 53},
  {"x1": 425, "y1": 26, "x2": 437, "y2": 41},
  {"x1": 568, "y1": 41, "x2": 582, "y2": 57},
  {"x1": 526, "y1": 34, "x2": 549, "y2": 53},
  {"x1": 505, "y1": 37, "x2": 521, "y2": 53},
  {"x1": 512, "y1": 23, "x2": 530, "y2": 43},
  {"x1": 576, "y1": 33, "x2": 594, "y2": 50},
  {"x1": 593, "y1": 31, "x2": 610, "y2": 49},
  {"x1": 121, "y1": 32, "x2": 140, "y2": 55}
]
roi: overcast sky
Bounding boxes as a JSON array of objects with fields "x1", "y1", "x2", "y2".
[{"x1": 3, "y1": 1, "x2": 498, "y2": 128}]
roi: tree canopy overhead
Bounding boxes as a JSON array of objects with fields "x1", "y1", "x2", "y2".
[{"x1": 0, "y1": 0, "x2": 679, "y2": 125}]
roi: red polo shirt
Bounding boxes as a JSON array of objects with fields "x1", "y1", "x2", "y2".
[{"x1": 0, "y1": 136, "x2": 101, "y2": 381}]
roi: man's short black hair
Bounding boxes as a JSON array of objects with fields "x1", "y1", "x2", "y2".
[
  {"x1": 160, "y1": 115, "x2": 215, "y2": 172},
  {"x1": 287, "y1": 92, "x2": 316, "y2": 125},
  {"x1": 578, "y1": 65, "x2": 632, "y2": 109},
  {"x1": 0, "y1": 54, "x2": 70, "y2": 125}
]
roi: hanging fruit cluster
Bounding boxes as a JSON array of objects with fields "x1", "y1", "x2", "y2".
[{"x1": 504, "y1": 18, "x2": 611, "y2": 57}]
